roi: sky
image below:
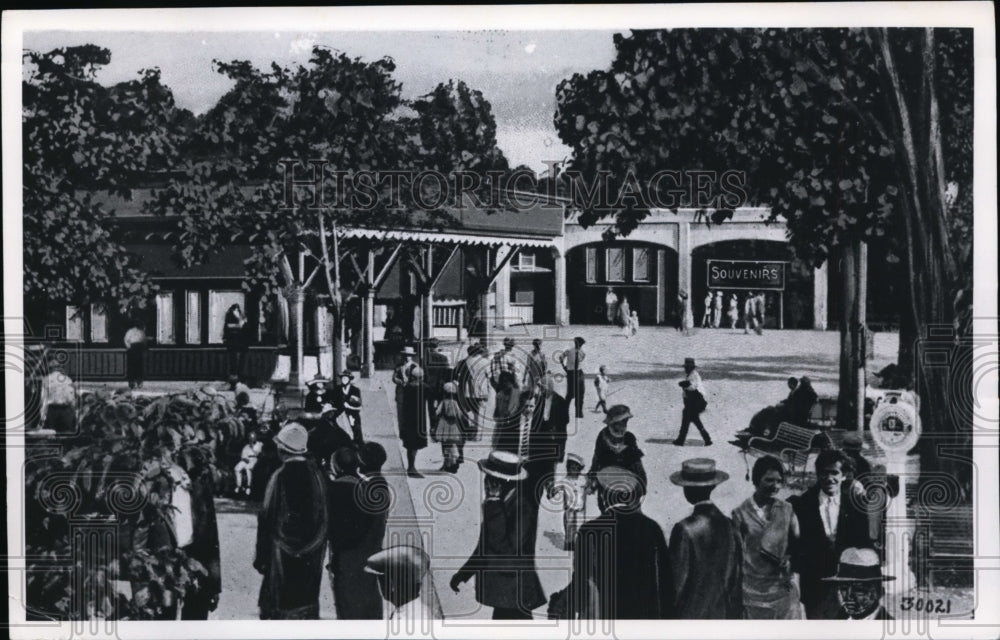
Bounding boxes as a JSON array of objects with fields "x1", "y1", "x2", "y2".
[{"x1": 24, "y1": 30, "x2": 620, "y2": 173}]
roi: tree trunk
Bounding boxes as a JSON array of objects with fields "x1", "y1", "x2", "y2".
[
  {"x1": 836, "y1": 242, "x2": 860, "y2": 428},
  {"x1": 896, "y1": 285, "x2": 917, "y2": 386},
  {"x1": 874, "y1": 28, "x2": 969, "y2": 482},
  {"x1": 331, "y1": 302, "x2": 343, "y2": 377}
]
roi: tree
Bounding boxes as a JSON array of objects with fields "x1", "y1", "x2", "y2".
[
  {"x1": 22, "y1": 46, "x2": 190, "y2": 317},
  {"x1": 148, "y1": 48, "x2": 509, "y2": 384},
  {"x1": 554, "y1": 29, "x2": 973, "y2": 467}
]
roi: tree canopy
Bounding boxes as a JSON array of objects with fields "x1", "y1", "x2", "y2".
[{"x1": 22, "y1": 45, "x2": 192, "y2": 313}]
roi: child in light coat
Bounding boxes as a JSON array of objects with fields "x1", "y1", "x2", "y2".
[
  {"x1": 433, "y1": 381, "x2": 463, "y2": 473},
  {"x1": 234, "y1": 431, "x2": 263, "y2": 496},
  {"x1": 548, "y1": 454, "x2": 589, "y2": 550}
]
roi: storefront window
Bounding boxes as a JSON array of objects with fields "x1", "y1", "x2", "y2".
[
  {"x1": 65, "y1": 306, "x2": 83, "y2": 341},
  {"x1": 606, "y1": 247, "x2": 625, "y2": 282},
  {"x1": 585, "y1": 247, "x2": 597, "y2": 282},
  {"x1": 156, "y1": 292, "x2": 175, "y2": 344},
  {"x1": 186, "y1": 291, "x2": 201, "y2": 345},
  {"x1": 633, "y1": 247, "x2": 650, "y2": 282},
  {"x1": 90, "y1": 306, "x2": 108, "y2": 343}
]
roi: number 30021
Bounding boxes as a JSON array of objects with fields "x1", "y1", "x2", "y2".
[{"x1": 900, "y1": 597, "x2": 952, "y2": 614}]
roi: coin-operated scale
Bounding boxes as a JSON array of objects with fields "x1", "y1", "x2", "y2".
[{"x1": 869, "y1": 392, "x2": 920, "y2": 600}]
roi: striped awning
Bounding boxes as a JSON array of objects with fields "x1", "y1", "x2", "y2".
[{"x1": 339, "y1": 227, "x2": 555, "y2": 248}]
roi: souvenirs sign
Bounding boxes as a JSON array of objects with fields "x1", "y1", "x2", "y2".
[{"x1": 707, "y1": 260, "x2": 787, "y2": 290}]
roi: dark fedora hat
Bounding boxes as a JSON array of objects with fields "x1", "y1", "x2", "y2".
[
  {"x1": 822, "y1": 547, "x2": 896, "y2": 583},
  {"x1": 684, "y1": 357, "x2": 696, "y2": 367},
  {"x1": 477, "y1": 450, "x2": 527, "y2": 481},
  {"x1": 670, "y1": 458, "x2": 729, "y2": 487},
  {"x1": 574, "y1": 336, "x2": 586, "y2": 346}
]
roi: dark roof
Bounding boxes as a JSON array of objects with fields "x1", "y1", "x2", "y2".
[{"x1": 90, "y1": 188, "x2": 564, "y2": 239}]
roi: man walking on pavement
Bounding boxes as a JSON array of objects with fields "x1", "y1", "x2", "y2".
[
  {"x1": 557, "y1": 337, "x2": 587, "y2": 419},
  {"x1": 668, "y1": 458, "x2": 743, "y2": 619},
  {"x1": 674, "y1": 358, "x2": 712, "y2": 446}
]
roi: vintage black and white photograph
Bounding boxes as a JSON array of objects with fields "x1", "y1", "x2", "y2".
[{"x1": 3, "y1": 4, "x2": 997, "y2": 638}]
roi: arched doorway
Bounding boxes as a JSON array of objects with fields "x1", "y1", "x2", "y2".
[
  {"x1": 691, "y1": 240, "x2": 814, "y2": 329},
  {"x1": 566, "y1": 241, "x2": 678, "y2": 325}
]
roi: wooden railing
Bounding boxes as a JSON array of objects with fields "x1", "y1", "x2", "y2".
[
  {"x1": 64, "y1": 346, "x2": 281, "y2": 382},
  {"x1": 433, "y1": 304, "x2": 465, "y2": 328}
]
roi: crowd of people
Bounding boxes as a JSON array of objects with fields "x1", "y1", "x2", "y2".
[
  {"x1": 697, "y1": 289, "x2": 769, "y2": 334},
  {"x1": 382, "y1": 335, "x2": 897, "y2": 621},
  {"x1": 455, "y1": 442, "x2": 896, "y2": 620}
]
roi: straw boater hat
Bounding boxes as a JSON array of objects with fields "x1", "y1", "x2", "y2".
[
  {"x1": 364, "y1": 544, "x2": 430, "y2": 581},
  {"x1": 565, "y1": 453, "x2": 585, "y2": 468},
  {"x1": 442, "y1": 381, "x2": 458, "y2": 394},
  {"x1": 670, "y1": 458, "x2": 729, "y2": 487},
  {"x1": 603, "y1": 405, "x2": 633, "y2": 425},
  {"x1": 274, "y1": 422, "x2": 309, "y2": 455},
  {"x1": 400, "y1": 346, "x2": 417, "y2": 356},
  {"x1": 477, "y1": 450, "x2": 527, "y2": 481},
  {"x1": 822, "y1": 548, "x2": 896, "y2": 583}
]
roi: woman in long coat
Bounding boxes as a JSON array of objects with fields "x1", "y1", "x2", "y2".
[
  {"x1": 254, "y1": 424, "x2": 328, "y2": 619},
  {"x1": 399, "y1": 366, "x2": 429, "y2": 477},
  {"x1": 587, "y1": 405, "x2": 647, "y2": 495}
]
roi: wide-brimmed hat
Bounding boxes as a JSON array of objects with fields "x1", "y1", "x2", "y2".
[
  {"x1": 822, "y1": 547, "x2": 896, "y2": 583},
  {"x1": 364, "y1": 544, "x2": 430, "y2": 581},
  {"x1": 338, "y1": 371, "x2": 355, "y2": 382},
  {"x1": 274, "y1": 423, "x2": 309, "y2": 455},
  {"x1": 603, "y1": 405, "x2": 633, "y2": 425},
  {"x1": 477, "y1": 450, "x2": 527, "y2": 481},
  {"x1": 306, "y1": 377, "x2": 330, "y2": 387},
  {"x1": 320, "y1": 403, "x2": 336, "y2": 415},
  {"x1": 670, "y1": 458, "x2": 729, "y2": 487},
  {"x1": 565, "y1": 453, "x2": 585, "y2": 468},
  {"x1": 400, "y1": 346, "x2": 417, "y2": 356}
]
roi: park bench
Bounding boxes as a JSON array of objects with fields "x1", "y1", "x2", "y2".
[{"x1": 747, "y1": 421, "x2": 823, "y2": 477}]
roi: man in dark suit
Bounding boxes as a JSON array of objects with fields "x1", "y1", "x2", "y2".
[
  {"x1": 524, "y1": 373, "x2": 571, "y2": 509},
  {"x1": 790, "y1": 449, "x2": 874, "y2": 619},
  {"x1": 668, "y1": 458, "x2": 743, "y2": 619},
  {"x1": 823, "y1": 547, "x2": 895, "y2": 620},
  {"x1": 565, "y1": 467, "x2": 672, "y2": 619},
  {"x1": 449, "y1": 451, "x2": 546, "y2": 619}
]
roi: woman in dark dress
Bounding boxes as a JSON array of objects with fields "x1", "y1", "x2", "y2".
[
  {"x1": 399, "y1": 366, "x2": 429, "y2": 477},
  {"x1": 587, "y1": 404, "x2": 647, "y2": 496},
  {"x1": 223, "y1": 304, "x2": 248, "y2": 380}
]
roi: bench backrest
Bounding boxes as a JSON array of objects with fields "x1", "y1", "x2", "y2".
[{"x1": 775, "y1": 422, "x2": 815, "y2": 449}]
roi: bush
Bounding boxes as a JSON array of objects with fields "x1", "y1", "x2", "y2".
[{"x1": 25, "y1": 388, "x2": 229, "y2": 620}]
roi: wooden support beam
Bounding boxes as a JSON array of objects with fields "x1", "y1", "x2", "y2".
[
  {"x1": 429, "y1": 245, "x2": 461, "y2": 290},
  {"x1": 372, "y1": 243, "x2": 405, "y2": 290},
  {"x1": 487, "y1": 245, "x2": 521, "y2": 285}
]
